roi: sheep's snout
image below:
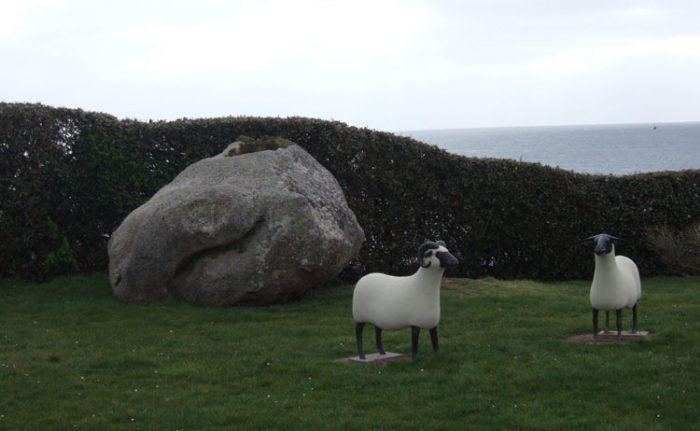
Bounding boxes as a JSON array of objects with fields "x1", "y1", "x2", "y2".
[
  {"x1": 582, "y1": 233, "x2": 618, "y2": 256},
  {"x1": 594, "y1": 241, "x2": 613, "y2": 256},
  {"x1": 437, "y1": 251, "x2": 459, "y2": 267},
  {"x1": 594, "y1": 246, "x2": 608, "y2": 256}
]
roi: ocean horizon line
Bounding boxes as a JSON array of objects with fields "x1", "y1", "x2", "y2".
[
  {"x1": 398, "y1": 121, "x2": 700, "y2": 175},
  {"x1": 398, "y1": 120, "x2": 700, "y2": 135}
]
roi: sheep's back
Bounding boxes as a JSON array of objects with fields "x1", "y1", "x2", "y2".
[
  {"x1": 616, "y1": 255, "x2": 642, "y2": 303},
  {"x1": 590, "y1": 255, "x2": 641, "y2": 310},
  {"x1": 352, "y1": 272, "x2": 432, "y2": 330}
]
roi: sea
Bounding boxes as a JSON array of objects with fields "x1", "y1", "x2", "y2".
[{"x1": 401, "y1": 122, "x2": 700, "y2": 176}]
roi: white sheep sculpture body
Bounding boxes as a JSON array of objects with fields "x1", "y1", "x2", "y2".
[
  {"x1": 352, "y1": 240, "x2": 459, "y2": 359},
  {"x1": 581, "y1": 233, "x2": 642, "y2": 343}
]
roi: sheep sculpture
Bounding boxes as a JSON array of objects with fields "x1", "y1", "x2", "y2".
[
  {"x1": 581, "y1": 233, "x2": 642, "y2": 343},
  {"x1": 352, "y1": 241, "x2": 459, "y2": 360}
]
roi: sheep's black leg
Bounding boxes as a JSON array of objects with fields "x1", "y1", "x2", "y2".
[
  {"x1": 411, "y1": 325, "x2": 421, "y2": 359},
  {"x1": 592, "y1": 308, "x2": 599, "y2": 344},
  {"x1": 375, "y1": 326, "x2": 386, "y2": 355},
  {"x1": 632, "y1": 303, "x2": 638, "y2": 334},
  {"x1": 616, "y1": 309, "x2": 623, "y2": 343},
  {"x1": 430, "y1": 327, "x2": 439, "y2": 353},
  {"x1": 604, "y1": 311, "x2": 610, "y2": 333},
  {"x1": 355, "y1": 322, "x2": 366, "y2": 359}
]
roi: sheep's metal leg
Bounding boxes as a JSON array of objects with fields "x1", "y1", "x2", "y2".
[
  {"x1": 430, "y1": 327, "x2": 439, "y2": 353},
  {"x1": 616, "y1": 309, "x2": 623, "y2": 343},
  {"x1": 375, "y1": 327, "x2": 386, "y2": 355},
  {"x1": 592, "y1": 308, "x2": 599, "y2": 344},
  {"x1": 355, "y1": 322, "x2": 366, "y2": 359},
  {"x1": 632, "y1": 303, "x2": 638, "y2": 334},
  {"x1": 411, "y1": 325, "x2": 421, "y2": 359}
]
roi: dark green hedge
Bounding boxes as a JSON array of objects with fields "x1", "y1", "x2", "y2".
[{"x1": 2, "y1": 102, "x2": 699, "y2": 282}]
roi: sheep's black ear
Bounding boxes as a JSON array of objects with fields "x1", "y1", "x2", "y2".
[
  {"x1": 609, "y1": 235, "x2": 623, "y2": 244},
  {"x1": 580, "y1": 235, "x2": 597, "y2": 246},
  {"x1": 417, "y1": 241, "x2": 439, "y2": 268},
  {"x1": 436, "y1": 240, "x2": 447, "y2": 247},
  {"x1": 417, "y1": 250, "x2": 432, "y2": 267}
]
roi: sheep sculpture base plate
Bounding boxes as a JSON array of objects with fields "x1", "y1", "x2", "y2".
[
  {"x1": 347, "y1": 352, "x2": 405, "y2": 364},
  {"x1": 566, "y1": 331, "x2": 651, "y2": 344},
  {"x1": 598, "y1": 330, "x2": 650, "y2": 337}
]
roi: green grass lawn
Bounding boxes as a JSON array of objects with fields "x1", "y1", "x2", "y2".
[{"x1": 1, "y1": 275, "x2": 699, "y2": 430}]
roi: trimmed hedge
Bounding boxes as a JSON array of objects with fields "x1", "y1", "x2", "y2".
[{"x1": 2, "y1": 102, "x2": 699, "y2": 282}]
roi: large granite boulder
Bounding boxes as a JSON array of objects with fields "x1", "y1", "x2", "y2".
[{"x1": 108, "y1": 137, "x2": 364, "y2": 306}]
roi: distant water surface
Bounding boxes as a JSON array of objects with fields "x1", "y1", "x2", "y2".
[{"x1": 402, "y1": 122, "x2": 700, "y2": 175}]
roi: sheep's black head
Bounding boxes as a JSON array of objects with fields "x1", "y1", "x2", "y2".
[
  {"x1": 417, "y1": 240, "x2": 459, "y2": 268},
  {"x1": 581, "y1": 233, "x2": 621, "y2": 256}
]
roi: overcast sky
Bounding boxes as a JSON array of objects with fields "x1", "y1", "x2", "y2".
[{"x1": 2, "y1": 0, "x2": 699, "y2": 132}]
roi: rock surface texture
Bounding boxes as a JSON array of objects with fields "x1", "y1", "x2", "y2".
[{"x1": 108, "y1": 137, "x2": 364, "y2": 306}]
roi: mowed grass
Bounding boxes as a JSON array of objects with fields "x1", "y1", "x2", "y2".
[{"x1": 1, "y1": 275, "x2": 700, "y2": 430}]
